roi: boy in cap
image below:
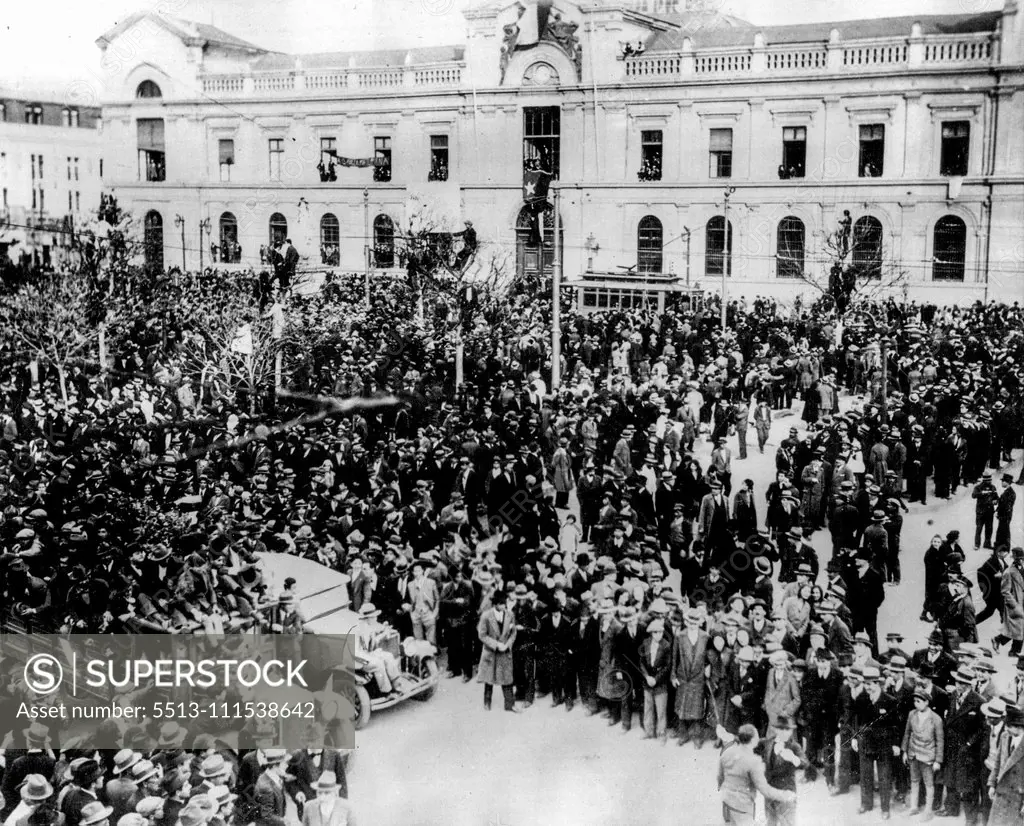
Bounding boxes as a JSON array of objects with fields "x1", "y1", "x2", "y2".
[{"x1": 901, "y1": 688, "x2": 944, "y2": 817}]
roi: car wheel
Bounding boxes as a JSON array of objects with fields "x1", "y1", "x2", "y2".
[
  {"x1": 352, "y1": 684, "x2": 372, "y2": 729},
  {"x1": 414, "y1": 657, "x2": 439, "y2": 701}
]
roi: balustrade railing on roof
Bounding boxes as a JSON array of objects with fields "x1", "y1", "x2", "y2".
[
  {"x1": 414, "y1": 65, "x2": 462, "y2": 86},
  {"x1": 305, "y1": 70, "x2": 348, "y2": 91},
  {"x1": 253, "y1": 73, "x2": 295, "y2": 92},
  {"x1": 923, "y1": 33, "x2": 993, "y2": 64},
  {"x1": 623, "y1": 54, "x2": 681, "y2": 78},
  {"x1": 356, "y1": 69, "x2": 404, "y2": 88},
  {"x1": 694, "y1": 51, "x2": 752, "y2": 74},
  {"x1": 765, "y1": 45, "x2": 828, "y2": 72},
  {"x1": 842, "y1": 39, "x2": 909, "y2": 67},
  {"x1": 201, "y1": 75, "x2": 245, "y2": 95}
]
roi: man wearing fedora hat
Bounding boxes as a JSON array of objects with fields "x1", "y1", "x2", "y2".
[
  {"x1": 253, "y1": 750, "x2": 289, "y2": 826},
  {"x1": 974, "y1": 471, "x2": 1000, "y2": 551},
  {"x1": 299, "y1": 773, "x2": 355, "y2": 826},
  {"x1": 987, "y1": 704, "x2": 1024, "y2": 825},
  {"x1": 996, "y1": 474, "x2": 1016, "y2": 550},
  {"x1": 1, "y1": 726, "x2": 55, "y2": 820},
  {"x1": 993, "y1": 547, "x2": 1024, "y2": 657},
  {"x1": 77, "y1": 802, "x2": 112, "y2": 826},
  {"x1": 60, "y1": 761, "x2": 104, "y2": 826},
  {"x1": 852, "y1": 666, "x2": 899, "y2": 819},
  {"x1": 4, "y1": 775, "x2": 53, "y2": 826},
  {"x1": 939, "y1": 666, "x2": 986, "y2": 821},
  {"x1": 355, "y1": 603, "x2": 401, "y2": 696}
]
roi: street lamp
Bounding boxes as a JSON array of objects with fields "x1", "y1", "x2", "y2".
[
  {"x1": 198, "y1": 217, "x2": 211, "y2": 271},
  {"x1": 173, "y1": 214, "x2": 186, "y2": 270},
  {"x1": 721, "y1": 186, "x2": 736, "y2": 331}
]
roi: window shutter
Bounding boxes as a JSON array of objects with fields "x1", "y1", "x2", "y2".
[{"x1": 137, "y1": 119, "x2": 165, "y2": 151}]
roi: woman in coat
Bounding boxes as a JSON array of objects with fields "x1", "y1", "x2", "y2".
[
  {"x1": 477, "y1": 589, "x2": 518, "y2": 711},
  {"x1": 550, "y1": 437, "x2": 574, "y2": 509}
]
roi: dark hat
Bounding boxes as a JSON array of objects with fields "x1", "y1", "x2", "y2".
[
  {"x1": 1006, "y1": 706, "x2": 1024, "y2": 728},
  {"x1": 73, "y1": 759, "x2": 104, "y2": 786},
  {"x1": 928, "y1": 629, "x2": 944, "y2": 646}
]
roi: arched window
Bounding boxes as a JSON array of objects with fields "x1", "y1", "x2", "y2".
[
  {"x1": 637, "y1": 216, "x2": 663, "y2": 274},
  {"x1": 705, "y1": 216, "x2": 732, "y2": 276},
  {"x1": 269, "y1": 213, "x2": 287, "y2": 247},
  {"x1": 136, "y1": 80, "x2": 162, "y2": 99},
  {"x1": 933, "y1": 215, "x2": 966, "y2": 281},
  {"x1": 373, "y1": 214, "x2": 395, "y2": 268},
  {"x1": 143, "y1": 210, "x2": 163, "y2": 270},
  {"x1": 219, "y1": 212, "x2": 239, "y2": 263},
  {"x1": 320, "y1": 213, "x2": 340, "y2": 266},
  {"x1": 851, "y1": 216, "x2": 883, "y2": 279},
  {"x1": 776, "y1": 216, "x2": 805, "y2": 278}
]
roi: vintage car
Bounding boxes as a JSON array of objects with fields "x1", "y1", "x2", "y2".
[{"x1": 259, "y1": 552, "x2": 440, "y2": 729}]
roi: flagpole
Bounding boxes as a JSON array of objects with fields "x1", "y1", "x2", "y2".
[
  {"x1": 551, "y1": 184, "x2": 561, "y2": 391},
  {"x1": 363, "y1": 188, "x2": 370, "y2": 309}
]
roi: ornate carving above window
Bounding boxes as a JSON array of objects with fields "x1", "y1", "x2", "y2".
[{"x1": 523, "y1": 62, "x2": 560, "y2": 86}]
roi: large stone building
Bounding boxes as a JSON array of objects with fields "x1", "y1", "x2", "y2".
[
  {"x1": 97, "y1": 1, "x2": 1024, "y2": 306},
  {"x1": 0, "y1": 89, "x2": 103, "y2": 268}
]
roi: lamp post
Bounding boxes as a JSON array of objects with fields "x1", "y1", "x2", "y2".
[
  {"x1": 721, "y1": 186, "x2": 736, "y2": 331},
  {"x1": 551, "y1": 184, "x2": 562, "y2": 391},
  {"x1": 198, "y1": 217, "x2": 211, "y2": 271},
  {"x1": 173, "y1": 214, "x2": 186, "y2": 270},
  {"x1": 363, "y1": 188, "x2": 370, "y2": 309},
  {"x1": 682, "y1": 225, "x2": 691, "y2": 291}
]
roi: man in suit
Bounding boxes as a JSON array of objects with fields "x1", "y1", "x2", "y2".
[
  {"x1": 718, "y1": 725, "x2": 796, "y2": 825},
  {"x1": 299, "y1": 773, "x2": 356, "y2": 826},
  {"x1": 940, "y1": 666, "x2": 986, "y2": 822},
  {"x1": 698, "y1": 479, "x2": 732, "y2": 567},
  {"x1": 672, "y1": 608, "x2": 710, "y2": 747},
  {"x1": 639, "y1": 618, "x2": 672, "y2": 740},
  {"x1": 852, "y1": 666, "x2": 900, "y2": 819},
  {"x1": 613, "y1": 605, "x2": 644, "y2": 732},
  {"x1": 758, "y1": 714, "x2": 806, "y2": 826},
  {"x1": 0, "y1": 727, "x2": 56, "y2": 819},
  {"x1": 288, "y1": 742, "x2": 349, "y2": 806},
  {"x1": 407, "y1": 560, "x2": 439, "y2": 645},
  {"x1": 60, "y1": 760, "x2": 105, "y2": 826},
  {"x1": 441, "y1": 566, "x2": 476, "y2": 681},
  {"x1": 539, "y1": 598, "x2": 576, "y2": 710},
  {"x1": 347, "y1": 556, "x2": 373, "y2": 613},
  {"x1": 253, "y1": 749, "x2": 289, "y2": 826},
  {"x1": 997, "y1": 474, "x2": 1017, "y2": 550},
  {"x1": 817, "y1": 599, "x2": 853, "y2": 660},
  {"x1": 987, "y1": 704, "x2": 1024, "y2": 826},
  {"x1": 477, "y1": 589, "x2": 518, "y2": 712}
]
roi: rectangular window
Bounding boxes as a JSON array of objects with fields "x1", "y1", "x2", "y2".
[
  {"x1": 38, "y1": 155, "x2": 43, "y2": 179},
  {"x1": 219, "y1": 139, "x2": 235, "y2": 182},
  {"x1": 639, "y1": 130, "x2": 663, "y2": 181},
  {"x1": 940, "y1": 121, "x2": 970, "y2": 177},
  {"x1": 74, "y1": 158, "x2": 79, "y2": 181},
  {"x1": 374, "y1": 136, "x2": 392, "y2": 182},
  {"x1": 25, "y1": 104, "x2": 43, "y2": 125},
  {"x1": 858, "y1": 124, "x2": 885, "y2": 177},
  {"x1": 99, "y1": 159, "x2": 104, "y2": 178},
  {"x1": 428, "y1": 134, "x2": 449, "y2": 181},
  {"x1": 319, "y1": 137, "x2": 337, "y2": 169},
  {"x1": 39, "y1": 188, "x2": 44, "y2": 213},
  {"x1": 32, "y1": 189, "x2": 36, "y2": 210},
  {"x1": 68, "y1": 191, "x2": 73, "y2": 212},
  {"x1": 268, "y1": 138, "x2": 283, "y2": 181},
  {"x1": 523, "y1": 106, "x2": 560, "y2": 179},
  {"x1": 781, "y1": 126, "x2": 806, "y2": 179},
  {"x1": 2, "y1": 189, "x2": 7, "y2": 208},
  {"x1": 67, "y1": 157, "x2": 72, "y2": 181},
  {"x1": 75, "y1": 191, "x2": 80, "y2": 212},
  {"x1": 31, "y1": 154, "x2": 35, "y2": 181},
  {"x1": 709, "y1": 128, "x2": 733, "y2": 178},
  {"x1": 137, "y1": 119, "x2": 166, "y2": 182}
]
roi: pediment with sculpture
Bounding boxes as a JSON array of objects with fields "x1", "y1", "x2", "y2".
[{"x1": 499, "y1": 0, "x2": 582, "y2": 84}]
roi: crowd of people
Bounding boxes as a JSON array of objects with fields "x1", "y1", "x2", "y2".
[{"x1": 1, "y1": 257, "x2": 1024, "y2": 823}]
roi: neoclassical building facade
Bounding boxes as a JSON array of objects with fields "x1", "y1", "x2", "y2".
[{"x1": 97, "y1": 1, "x2": 1024, "y2": 306}]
